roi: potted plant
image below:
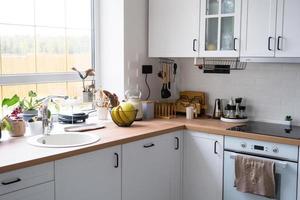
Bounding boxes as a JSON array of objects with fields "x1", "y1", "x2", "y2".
[
  {"x1": 72, "y1": 67, "x2": 95, "y2": 102},
  {"x1": 20, "y1": 91, "x2": 42, "y2": 121},
  {"x1": 285, "y1": 115, "x2": 293, "y2": 126},
  {"x1": 2, "y1": 95, "x2": 26, "y2": 137}
]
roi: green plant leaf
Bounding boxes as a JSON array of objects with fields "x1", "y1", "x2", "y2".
[
  {"x1": 1, "y1": 117, "x2": 12, "y2": 131},
  {"x1": 72, "y1": 67, "x2": 85, "y2": 79},
  {"x1": 2, "y1": 95, "x2": 20, "y2": 107},
  {"x1": 28, "y1": 90, "x2": 37, "y2": 98}
]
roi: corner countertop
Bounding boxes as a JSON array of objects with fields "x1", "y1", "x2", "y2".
[{"x1": 0, "y1": 117, "x2": 299, "y2": 174}]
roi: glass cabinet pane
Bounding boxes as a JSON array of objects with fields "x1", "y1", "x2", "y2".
[
  {"x1": 221, "y1": 0, "x2": 235, "y2": 14},
  {"x1": 205, "y1": 18, "x2": 218, "y2": 51},
  {"x1": 220, "y1": 17, "x2": 234, "y2": 50},
  {"x1": 206, "y1": 0, "x2": 219, "y2": 15}
]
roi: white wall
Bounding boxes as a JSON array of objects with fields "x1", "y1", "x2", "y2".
[
  {"x1": 179, "y1": 58, "x2": 300, "y2": 125},
  {"x1": 97, "y1": 0, "x2": 161, "y2": 101},
  {"x1": 97, "y1": 0, "x2": 125, "y2": 99},
  {"x1": 124, "y1": 0, "x2": 161, "y2": 100}
]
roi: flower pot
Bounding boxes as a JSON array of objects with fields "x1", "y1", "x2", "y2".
[
  {"x1": 9, "y1": 120, "x2": 26, "y2": 137},
  {"x1": 23, "y1": 110, "x2": 38, "y2": 121},
  {"x1": 83, "y1": 91, "x2": 94, "y2": 103},
  {"x1": 284, "y1": 120, "x2": 292, "y2": 126},
  {"x1": 28, "y1": 121, "x2": 43, "y2": 136}
]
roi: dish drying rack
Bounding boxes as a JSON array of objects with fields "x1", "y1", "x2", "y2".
[{"x1": 194, "y1": 57, "x2": 247, "y2": 72}]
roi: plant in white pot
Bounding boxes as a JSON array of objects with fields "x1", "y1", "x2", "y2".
[
  {"x1": 72, "y1": 67, "x2": 96, "y2": 102},
  {"x1": 1, "y1": 95, "x2": 26, "y2": 137}
]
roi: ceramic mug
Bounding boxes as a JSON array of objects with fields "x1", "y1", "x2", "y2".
[{"x1": 186, "y1": 106, "x2": 195, "y2": 120}]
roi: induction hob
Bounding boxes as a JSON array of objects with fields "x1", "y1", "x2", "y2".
[{"x1": 227, "y1": 121, "x2": 300, "y2": 139}]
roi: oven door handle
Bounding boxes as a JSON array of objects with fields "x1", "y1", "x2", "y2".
[{"x1": 229, "y1": 153, "x2": 288, "y2": 169}]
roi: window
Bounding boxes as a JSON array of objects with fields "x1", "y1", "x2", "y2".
[{"x1": 0, "y1": 0, "x2": 94, "y2": 98}]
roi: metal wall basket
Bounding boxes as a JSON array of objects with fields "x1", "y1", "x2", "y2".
[{"x1": 194, "y1": 57, "x2": 247, "y2": 71}]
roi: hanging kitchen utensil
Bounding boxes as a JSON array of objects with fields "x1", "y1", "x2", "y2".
[
  {"x1": 161, "y1": 63, "x2": 167, "y2": 98},
  {"x1": 168, "y1": 63, "x2": 171, "y2": 90},
  {"x1": 173, "y1": 63, "x2": 177, "y2": 82},
  {"x1": 161, "y1": 63, "x2": 171, "y2": 99}
]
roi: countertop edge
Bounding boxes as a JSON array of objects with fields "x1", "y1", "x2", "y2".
[
  {"x1": 1, "y1": 118, "x2": 300, "y2": 174},
  {"x1": 0, "y1": 125, "x2": 184, "y2": 174}
]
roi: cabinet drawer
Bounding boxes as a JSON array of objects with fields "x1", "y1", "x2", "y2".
[
  {"x1": 0, "y1": 181, "x2": 54, "y2": 200},
  {"x1": 0, "y1": 162, "x2": 54, "y2": 196}
]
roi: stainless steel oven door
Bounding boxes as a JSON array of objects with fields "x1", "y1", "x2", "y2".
[{"x1": 224, "y1": 151, "x2": 298, "y2": 200}]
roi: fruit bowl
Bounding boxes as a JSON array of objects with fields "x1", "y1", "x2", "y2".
[{"x1": 110, "y1": 109, "x2": 138, "y2": 127}]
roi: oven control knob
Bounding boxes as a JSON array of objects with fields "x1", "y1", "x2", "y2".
[
  {"x1": 272, "y1": 147, "x2": 279, "y2": 153},
  {"x1": 241, "y1": 143, "x2": 247, "y2": 148}
]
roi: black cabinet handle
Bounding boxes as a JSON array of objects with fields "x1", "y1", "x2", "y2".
[
  {"x1": 214, "y1": 141, "x2": 218, "y2": 155},
  {"x1": 277, "y1": 36, "x2": 283, "y2": 50},
  {"x1": 268, "y1": 36, "x2": 273, "y2": 51},
  {"x1": 114, "y1": 153, "x2": 119, "y2": 168},
  {"x1": 193, "y1": 39, "x2": 197, "y2": 52},
  {"x1": 1, "y1": 178, "x2": 21, "y2": 185},
  {"x1": 233, "y1": 38, "x2": 238, "y2": 51},
  {"x1": 143, "y1": 143, "x2": 155, "y2": 148},
  {"x1": 175, "y1": 137, "x2": 179, "y2": 150}
]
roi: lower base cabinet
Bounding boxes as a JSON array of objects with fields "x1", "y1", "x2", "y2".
[
  {"x1": 183, "y1": 131, "x2": 224, "y2": 200},
  {"x1": 0, "y1": 130, "x2": 226, "y2": 200},
  {"x1": 55, "y1": 146, "x2": 121, "y2": 200},
  {"x1": 0, "y1": 182, "x2": 54, "y2": 200},
  {"x1": 122, "y1": 131, "x2": 182, "y2": 200}
]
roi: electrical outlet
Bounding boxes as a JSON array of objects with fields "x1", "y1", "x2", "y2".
[{"x1": 142, "y1": 65, "x2": 153, "y2": 74}]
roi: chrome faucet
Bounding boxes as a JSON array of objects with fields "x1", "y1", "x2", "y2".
[{"x1": 40, "y1": 96, "x2": 68, "y2": 135}]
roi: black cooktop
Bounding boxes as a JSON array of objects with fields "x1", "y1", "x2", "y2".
[{"x1": 228, "y1": 121, "x2": 300, "y2": 139}]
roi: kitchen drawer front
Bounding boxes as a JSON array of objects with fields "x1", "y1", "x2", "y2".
[
  {"x1": 0, "y1": 162, "x2": 54, "y2": 196},
  {"x1": 0, "y1": 181, "x2": 54, "y2": 200}
]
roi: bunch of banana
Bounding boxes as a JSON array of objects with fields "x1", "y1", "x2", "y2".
[{"x1": 111, "y1": 102, "x2": 137, "y2": 126}]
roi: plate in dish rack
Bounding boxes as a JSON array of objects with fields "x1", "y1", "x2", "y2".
[{"x1": 220, "y1": 117, "x2": 249, "y2": 123}]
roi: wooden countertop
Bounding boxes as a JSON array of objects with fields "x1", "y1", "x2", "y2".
[{"x1": 0, "y1": 117, "x2": 299, "y2": 173}]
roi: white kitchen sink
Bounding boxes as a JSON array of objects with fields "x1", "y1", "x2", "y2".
[{"x1": 27, "y1": 133, "x2": 101, "y2": 148}]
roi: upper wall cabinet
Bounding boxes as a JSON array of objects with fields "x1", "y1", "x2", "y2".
[
  {"x1": 241, "y1": 0, "x2": 300, "y2": 58},
  {"x1": 240, "y1": 0, "x2": 277, "y2": 57},
  {"x1": 199, "y1": 0, "x2": 241, "y2": 57},
  {"x1": 148, "y1": 0, "x2": 200, "y2": 57},
  {"x1": 276, "y1": 0, "x2": 300, "y2": 57}
]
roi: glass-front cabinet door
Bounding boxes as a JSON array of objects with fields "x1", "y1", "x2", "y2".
[{"x1": 200, "y1": 0, "x2": 241, "y2": 57}]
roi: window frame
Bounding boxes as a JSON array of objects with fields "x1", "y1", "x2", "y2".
[{"x1": 0, "y1": 0, "x2": 96, "y2": 86}]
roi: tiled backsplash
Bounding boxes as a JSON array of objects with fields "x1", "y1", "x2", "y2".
[{"x1": 178, "y1": 58, "x2": 300, "y2": 125}]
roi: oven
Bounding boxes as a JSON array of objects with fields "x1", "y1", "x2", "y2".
[{"x1": 223, "y1": 136, "x2": 298, "y2": 200}]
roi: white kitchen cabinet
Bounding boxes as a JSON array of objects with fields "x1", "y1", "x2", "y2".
[
  {"x1": 148, "y1": 0, "x2": 200, "y2": 57},
  {"x1": 55, "y1": 146, "x2": 121, "y2": 200},
  {"x1": 0, "y1": 182, "x2": 54, "y2": 200},
  {"x1": 276, "y1": 0, "x2": 300, "y2": 57},
  {"x1": 183, "y1": 131, "x2": 223, "y2": 200},
  {"x1": 0, "y1": 162, "x2": 54, "y2": 196},
  {"x1": 122, "y1": 131, "x2": 182, "y2": 200},
  {"x1": 199, "y1": 0, "x2": 242, "y2": 57},
  {"x1": 240, "y1": 0, "x2": 277, "y2": 57},
  {"x1": 241, "y1": 0, "x2": 300, "y2": 59}
]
